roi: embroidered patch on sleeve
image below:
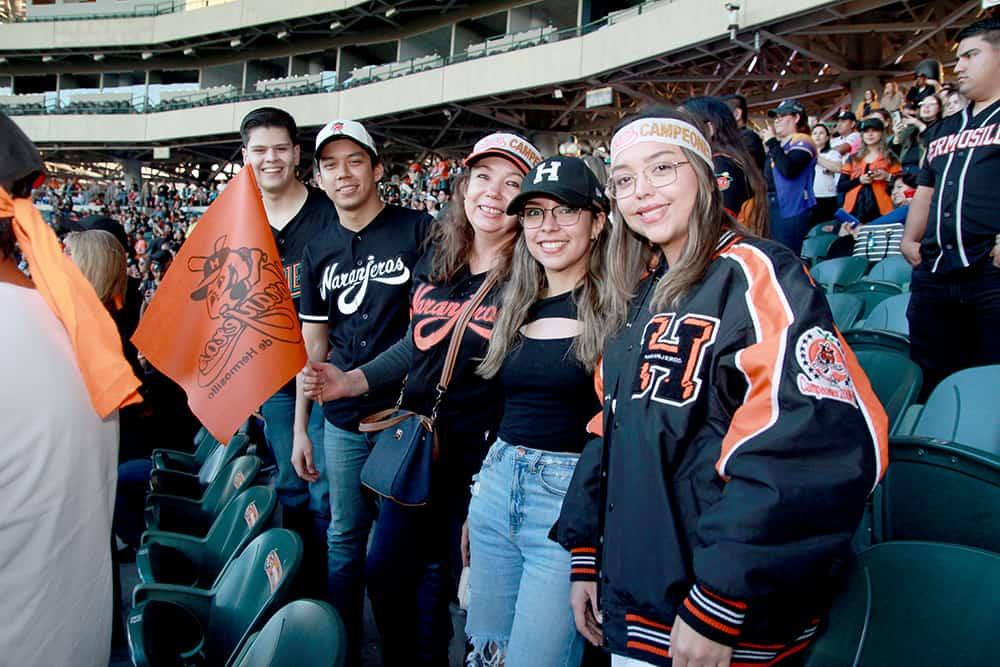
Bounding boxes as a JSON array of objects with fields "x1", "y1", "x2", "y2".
[
  {"x1": 795, "y1": 327, "x2": 857, "y2": 405},
  {"x1": 716, "y1": 172, "x2": 733, "y2": 191}
]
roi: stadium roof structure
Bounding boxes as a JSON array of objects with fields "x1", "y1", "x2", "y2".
[{"x1": 4, "y1": 0, "x2": 991, "y2": 182}]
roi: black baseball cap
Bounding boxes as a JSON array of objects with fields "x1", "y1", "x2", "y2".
[
  {"x1": 836, "y1": 111, "x2": 858, "y2": 123},
  {"x1": 768, "y1": 100, "x2": 805, "y2": 117},
  {"x1": 505, "y1": 156, "x2": 609, "y2": 215},
  {"x1": 859, "y1": 117, "x2": 885, "y2": 132}
]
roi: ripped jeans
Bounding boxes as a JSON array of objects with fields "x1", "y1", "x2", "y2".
[{"x1": 465, "y1": 440, "x2": 584, "y2": 667}]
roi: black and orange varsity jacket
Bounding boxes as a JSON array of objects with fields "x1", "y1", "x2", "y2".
[{"x1": 552, "y1": 232, "x2": 888, "y2": 666}]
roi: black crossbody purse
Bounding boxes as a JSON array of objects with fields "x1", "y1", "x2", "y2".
[{"x1": 358, "y1": 273, "x2": 497, "y2": 506}]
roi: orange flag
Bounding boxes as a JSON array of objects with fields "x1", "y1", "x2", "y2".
[{"x1": 132, "y1": 166, "x2": 306, "y2": 443}]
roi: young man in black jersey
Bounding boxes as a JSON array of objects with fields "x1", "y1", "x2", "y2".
[
  {"x1": 294, "y1": 119, "x2": 432, "y2": 665},
  {"x1": 239, "y1": 107, "x2": 335, "y2": 591},
  {"x1": 900, "y1": 18, "x2": 1000, "y2": 396}
]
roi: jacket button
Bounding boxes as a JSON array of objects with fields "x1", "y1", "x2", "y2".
[
  {"x1": 627, "y1": 344, "x2": 634, "y2": 351},
  {"x1": 608, "y1": 503, "x2": 614, "y2": 512}
]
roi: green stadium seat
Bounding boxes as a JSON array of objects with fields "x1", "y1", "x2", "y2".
[
  {"x1": 806, "y1": 222, "x2": 838, "y2": 240},
  {"x1": 803, "y1": 542, "x2": 1000, "y2": 666},
  {"x1": 852, "y1": 348, "x2": 922, "y2": 434},
  {"x1": 144, "y1": 455, "x2": 260, "y2": 537},
  {"x1": 151, "y1": 427, "x2": 217, "y2": 473},
  {"x1": 128, "y1": 528, "x2": 302, "y2": 667},
  {"x1": 228, "y1": 599, "x2": 347, "y2": 667},
  {"x1": 872, "y1": 437, "x2": 1000, "y2": 552},
  {"x1": 149, "y1": 432, "x2": 251, "y2": 497},
  {"x1": 865, "y1": 254, "x2": 912, "y2": 288},
  {"x1": 856, "y1": 292, "x2": 909, "y2": 336},
  {"x1": 809, "y1": 256, "x2": 869, "y2": 292},
  {"x1": 800, "y1": 232, "x2": 838, "y2": 267},
  {"x1": 898, "y1": 365, "x2": 1000, "y2": 456},
  {"x1": 825, "y1": 293, "x2": 864, "y2": 331},
  {"x1": 841, "y1": 280, "x2": 904, "y2": 320},
  {"x1": 137, "y1": 486, "x2": 277, "y2": 588}
]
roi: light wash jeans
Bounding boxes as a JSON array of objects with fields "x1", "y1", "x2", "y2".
[
  {"x1": 260, "y1": 391, "x2": 328, "y2": 517},
  {"x1": 323, "y1": 420, "x2": 376, "y2": 667},
  {"x1": 466, "y1": 439, "x2": 584, "y2": 667}
]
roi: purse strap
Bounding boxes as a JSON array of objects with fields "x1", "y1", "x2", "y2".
[
  {"x1": 429, "y1": 271, "x2": 499, "y2": 424},
  {"x1": 358, "y1": 271, "x2": 498, "y2": 433}
]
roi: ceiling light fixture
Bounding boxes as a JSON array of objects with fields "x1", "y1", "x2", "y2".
[
  {"x1": 553, "y1": 88, "x2": 564, "y2": 99},
  {"x1": 93, "y1": 53, "x2": 105, "y2": 61},
  {"x1": 141, "y1": 51, "x2": 154, "y2": 60},
  {"x1": 230, "y1": 37, "x2": 242, "y2": 47},
  {"x1": 276, "y1": 30, "x2": 289, "y2": 39},
  {"x1": 329, "y1": 20, "x2": 342, "y2": 30},
  {"x1": 385, "y1": 7, "x2": 398, "y2": 18},
  {"x1": 183, "y1": 47, "x2": 196, "y2": 56}
]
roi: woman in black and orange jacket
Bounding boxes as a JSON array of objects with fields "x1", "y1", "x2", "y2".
[{"x1": 837, "y1": 117, "x2": 901, "y2": 223}]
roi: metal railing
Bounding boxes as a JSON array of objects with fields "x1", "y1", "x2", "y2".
[{"x1": 16, "y1": 0, "x2": 232, "y2": 22}]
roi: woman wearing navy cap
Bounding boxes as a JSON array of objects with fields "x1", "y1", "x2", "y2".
[{"x1": 465, "y1": 156, "x2": 615, "y2": 666}]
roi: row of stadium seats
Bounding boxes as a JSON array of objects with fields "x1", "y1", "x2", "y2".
[
  {"x1": 128, "y1": 429, "x2": 347, "y2": 666},
  {"x1": 796, "y1": 231, "x2": 1000, "y2": 664}
]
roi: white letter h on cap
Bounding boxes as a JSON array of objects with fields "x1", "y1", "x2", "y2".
[{"x1": 533, "y1": 161, "x2": 561, "y2": 184}]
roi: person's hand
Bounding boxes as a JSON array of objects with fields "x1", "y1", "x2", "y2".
[
  {"x1": 301, "y1": 361, "x2": 353, "y2": 403},
  {"x1": 760, "y1": 126, "x2": 775, "y2": 143},
  {"x1": 859, "y1": 172, "x2": 873, "y2": 185},
  {"x1": 291, "y1": 430, "x2": 320, "y2": 483},
  {"x1": 991, "y1": 233, "x2": 1000, "y2": 269},
  {"x1": 571, "y1": 581, "x2": 603, "y2": 647},
  {"x1": 670, "y1": 615, "x2": 733, "y2": 667},
  {"x1": 901, "y1": 237, "x2": 922, "y2": 267},
  {"x1": 461, "y1": 519, "x2": 471, "y2": 567},
  {"x1": 872, "y1": 169, "x2": 888, "y2": 181}
]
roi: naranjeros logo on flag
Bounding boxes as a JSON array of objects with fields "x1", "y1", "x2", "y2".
[{"x1": 132, "y1": 166, "x2": 307, "y2": 444}]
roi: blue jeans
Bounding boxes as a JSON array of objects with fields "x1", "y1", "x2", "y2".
[
  {"x1": 261, "y1": 391, "x2": 328, "y2": 518},
  {"x1": 323, "y1": 421, "x2": 377, "y2": 667},
  {"x1": 466, "y1": 440, "x2": 584, "y2": 667}
]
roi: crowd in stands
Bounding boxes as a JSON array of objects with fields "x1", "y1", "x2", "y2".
[{"x1": 2, "y1": 16, "x2": 999, "y2": 667}]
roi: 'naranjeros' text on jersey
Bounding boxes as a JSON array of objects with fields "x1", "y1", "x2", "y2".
[{"x1": 300, "y1": 204, "x2": 432, "y2": 430}]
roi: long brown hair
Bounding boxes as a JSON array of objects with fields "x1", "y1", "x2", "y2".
[
  {"x1": 479, "y1": 210, "x2": 612, "y2": 377},
  {"x1": 428, "y1": 171, "x2": 517, "y2": 284},
  {"x1": 604, "y1": 106, "x2": 732, "y2": 321}
]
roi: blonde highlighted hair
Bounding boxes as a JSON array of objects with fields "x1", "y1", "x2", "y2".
[{"x1": 64, "y1": 229, "x2": 128, "y2": 310}]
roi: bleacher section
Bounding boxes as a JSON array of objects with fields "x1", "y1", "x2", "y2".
[
  {"x1": 0, "y1": 93, "x2": 46, "y2": 114},
  {"x1": 157, "y1": 84, "x2": 236, "y2": 110}
]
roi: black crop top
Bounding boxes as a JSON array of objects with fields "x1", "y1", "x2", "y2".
[{"x1": 497, "y1": 291, "x2": 601, "y2": 454}]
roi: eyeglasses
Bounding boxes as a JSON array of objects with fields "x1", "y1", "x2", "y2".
[
  {"x1": 606, "y1": 161, "x2": 690, "y2": 200},
  {"x1": 518, "y1": 205, "x2": 583, "y2": 228}
]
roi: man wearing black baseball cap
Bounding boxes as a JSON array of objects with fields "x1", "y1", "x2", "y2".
[
  {"x1": 833, "y1": 110, "x2": 861, "y2": 157},
  {"x1": 761, "y1": 99, "x2": 817, "y2": 255}
]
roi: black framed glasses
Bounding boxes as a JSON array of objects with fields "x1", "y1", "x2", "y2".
[
  {"x1": 607, "y1": 160, "x2": 691, "y2": 200},
  {"x1": 518, "y1": 205, "x2": 584, "y2": 228}
]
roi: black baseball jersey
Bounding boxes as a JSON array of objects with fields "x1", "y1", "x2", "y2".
[
  {"x1": 271, "y1": 186, "x2": 338, "y2": 395},
  {"x1": 400, "y1": 257, "x2": 504, "y2": 469},
  {"x1": 300, "y1": 204, "x2": 432, "y2": 430},
  {"x1": 917, "y1": 98, "x2": 1000, "y2": 274}
]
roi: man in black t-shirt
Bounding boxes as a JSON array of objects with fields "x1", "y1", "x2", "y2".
[
  {"x1": 901, "y1": 18, "x2": 1000, "y2": 396},
  {"x1": 293, "y1": 119, "x2": 431, "y2": 665},
  {"x1": 239, "y1": 107, "x2": 335, "y2": 590}
]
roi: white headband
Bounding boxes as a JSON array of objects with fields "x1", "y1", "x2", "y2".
[{"x1": 610, "y1": 118, "x2": 713, "y2": 167}]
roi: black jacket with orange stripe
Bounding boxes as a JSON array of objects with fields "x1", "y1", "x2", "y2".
[{"x1": 553, "y1": 232, "x2": 888, "y2": 666}]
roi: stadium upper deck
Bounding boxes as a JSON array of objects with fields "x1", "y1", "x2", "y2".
[{"x1": 0, "y1": 0, "x2": 984, "y2": 170}]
